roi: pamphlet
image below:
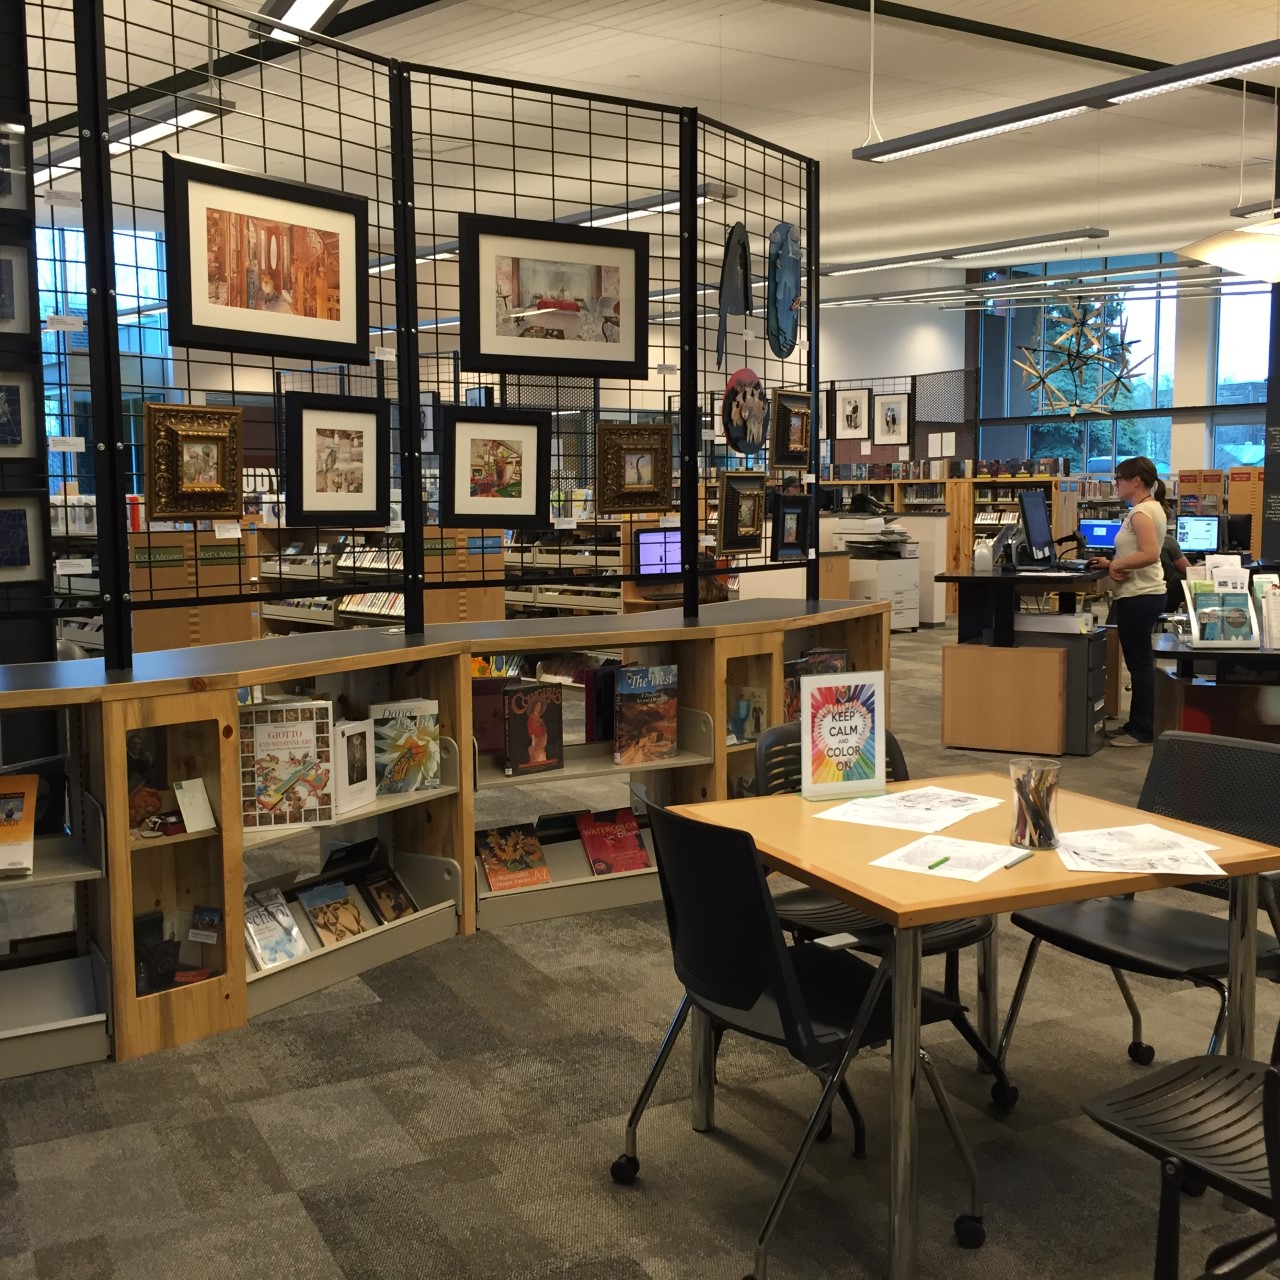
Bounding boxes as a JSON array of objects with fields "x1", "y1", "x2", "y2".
[
  {"x1": 814, "y1": 786, "x2": 1003, "y2": 834},
  {"x1": 870, "y1": 835, "x2": 1016, "y2": 883},
  {"x1": 799, "y1": 671, "x2": 885, "y2": 800},
  {"x1": 1056, "y1": 824, "x2": 1223, "y2": 876},
  {"x1": 172, "y1": 778, "x2": 217, "y2": 833}
]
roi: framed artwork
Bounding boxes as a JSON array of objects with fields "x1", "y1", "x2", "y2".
[
  {"x1": 595, "y1": 421, "x2": 673, "y2": 515},
  {"x1": 0, "y1": 360, "x2": 38, "y2": 459},
  {"x1": 0, "y1": 122, "x2": 30, "y2": 217},
  {"x1": 458, "y1": 213, "x2": 649, "y2": 379},
  {"x1": 439, "y1": 405, "x2": 552, "y2": 530},
  {"x1": 284, "y1": 392, "x2": 390, "y2": 527},
  {"x1": 718, "y1": 473, "x2": 766, "y2": 554},
  {"x1": 163, "y1": 152, "x2": 369, "y2": 364},
  {"x1": 722, "y1": 367, "x2": 768, "y2": 456},
  {"x1": 873, "y1": 392, "x2": 911, "y2": 447},
  {"x1": 0, "y1": 238, "x2": 33, "y2": 344},
  {"x1": 144, "y1": 402, "x2": 244, "y2": 520},
  {"x1": 772, "y1": 494, "x2": 811, "y2": 562},
  {"x1": 771, "y1": 390, "x2": 812, "y2": 468},
  {"x1": 831, "y1": 387, "x2": 870, "y2": 440},
  {"x1": 0, "y1": 494, "x2": 44, "y2": 584}
]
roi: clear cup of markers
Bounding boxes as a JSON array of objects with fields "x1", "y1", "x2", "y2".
[{"x1": 1009, "y1": 757, "x2": 1059, "y2": 850}]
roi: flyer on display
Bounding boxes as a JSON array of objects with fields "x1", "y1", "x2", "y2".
[{"x1": 799, "y1": 671, "x2": 885, "y2": 800}]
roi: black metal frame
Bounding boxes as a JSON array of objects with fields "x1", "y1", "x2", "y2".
[
  {"x1": 437, "y1": 406, "x2": 553, "y2": 531},
  {"x1": 282, "y1": 391, "x2": 391, "y2": 528}
]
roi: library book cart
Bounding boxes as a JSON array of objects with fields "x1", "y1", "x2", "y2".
[{"x1": 0, "y1": 598, "x2": 886, "y2": 1077}]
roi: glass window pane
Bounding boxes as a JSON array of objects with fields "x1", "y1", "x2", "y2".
[
  {"x1": 1156, "y1": 296, "x2": 1176, "y2": 409},
  {"x1": 1113, "y1": 297, "x2": 1155, "y2": 410},
  {"x1": 1116, "y1": 416, "x2": 1171, "y2": 475},
  {"x1": 1029, "y1": 420, "x2": 1084, "y2": 474},
  {"x1": 1086, "y1": 420, "x2": 1114, "y2": 474},
  {"x1": 979, "y1": 423, "x2": 1028, "y2": 459},
  {"x1": 1213, "y1": 421, "x2": 1266, "y2": 468},
  {"x1": 1217, "y1": 288, "x2": 1270, "y2": 403}
]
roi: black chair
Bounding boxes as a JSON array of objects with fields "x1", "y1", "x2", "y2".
[
  {"x1": 1084, "y1": 1021, "x2": 1280, "y2": 1279},
  {"x1": 1000, "y1": 732, "x2": 1280, "y2": 1069},
  {"x1": 612, "y1": 788, "x2": 988, "y2": 1278},
  {"x1": 754, "y1": 721, "x2": 1018, "y2": 1112}
]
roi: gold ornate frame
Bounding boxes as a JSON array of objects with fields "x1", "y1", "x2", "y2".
[
  {"x1": 144, "y1": 403, "x2": 244, "y2": 520},
  {"x1": 595, "y1": 421, "x2": 673, "y2": 515}
]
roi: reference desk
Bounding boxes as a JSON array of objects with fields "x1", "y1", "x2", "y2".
[
  {"x1": 674, "y1": 773, "x2": 1280, "y2": 1280},
  {"x1": 1153, "y1": 633, "x2": 1280, "y2": 744}
]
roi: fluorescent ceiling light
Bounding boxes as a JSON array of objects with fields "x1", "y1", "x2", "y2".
[
  {"x1": 368, "y1": 246, "x2": 458, "y2": 274},
  {"x1": 826, "y1": 256, "x2": 947, "y2": 277},
  {"x1": 1178, "y1": 227, "x2": 1280, "y2": 282},
  {"x1": 823, "y1": 228, "x2": 1107, "y2": 276},
  {"x1": 256, "y1": 0, "x2": 348, "y2": 42},
  {"x1": 1231, "y1": 198, "x2": 1280, "y2": 220},
  {"x1": 854, "y1": 105, "x2": 1092, "y2": 163},
  {"x1": 1240, "y1": 217, "x2": 1280, "y2": 237},
  {"x1": 1099, "y1": 41, "x2": 1280, "y2": 104},
  {"x1": 564, "y1": 183, "x2": 733, "y2": 229}
]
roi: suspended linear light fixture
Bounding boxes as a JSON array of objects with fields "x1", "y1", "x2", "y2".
[
  {"x1": 255, "y1": 0, "x2": 349, "y2": 42},
  {"x1": 822, "y1": 227, "x2": 1108, "y2": 276}
]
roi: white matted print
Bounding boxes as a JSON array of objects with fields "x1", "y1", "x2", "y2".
[
  {"x1": 873, "y1": 392, "x2": 911, "y2": 446},
  {"x1": 833, "y1": 387, "x2": 870, "y2": 440},
  {"x1": 283, "y1": 392, "x2": 389, "y2": 527},
  {"x1": 439, "y1": 406, "x2": 552, "y2": 530}
]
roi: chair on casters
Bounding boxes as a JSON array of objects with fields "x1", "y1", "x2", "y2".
[
  {"x1": 754, "y1": 721, "x2": 1018, "y2": 1113},
  {"x1": 1000, "y1": 732, "x2": 1280, "y2": 1071},
  {"x1": 1084, "y1": 1019, "x2": 1280, "y2": 1280},
  {"x1": 611, "y1": 786, "x2": 988, "y2": 1278}
]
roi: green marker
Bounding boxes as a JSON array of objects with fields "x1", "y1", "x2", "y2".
[{"x1": 928, "y1": 856, "x2": 950, "y2": 870}]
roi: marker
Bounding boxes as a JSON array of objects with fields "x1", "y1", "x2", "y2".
[
  {"x1": 1004, "y1": 850, "x2": 1034, "y2": 869},
  {"x1": 928, "y1": 856, "x2": 950, "y2": 870}
]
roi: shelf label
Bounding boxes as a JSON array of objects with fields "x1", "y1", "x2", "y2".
[
  {"x1": 188, "y1": 928, "x2": 219, "y2": 945},
  {"x1": 198, "y1": 544, "x2": 244, "y2": 564},
  {"x1": 213, "y1": 521, "x2": 242, "y2": 540},
  {"x1": 133, "y1": 545, "x2": 183, "y2": 565},
  {"x1": 48, "y1": 435, "x2": 86, "y2": 453},
  {"x1": 54, "y1": 557, "x2": 92, "y2": 576}
]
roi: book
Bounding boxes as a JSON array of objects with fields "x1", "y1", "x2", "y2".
[
  {"x1": 576, "y1": 808, "x2": 651, "y2": 876},
  {"x1": 0, "y1": 776, "x2": 37, "y2": 876},
  {"x1": 239, "y1": 700, "x2": 334, "y2": 831},
  {"x1": 243, "y1": 888, "x2": 309, "y2": 970},
  {"x1": 800, "y1": 671, "x2": 886, "y2": 800},
  {"x1": 1194, "y1": 590, "x2": 1224, "y2": 641},
  {"x1": 1220, "y1": 592, "x2": 1256, "y2": 642},
  {"x1": 783, "y1": 648, "x2": 849, "y2": 723},
  {"x1": 0, "y1": 755, "x2": 67, "y2": 837},
  {"x1": 369, "y1": 699, "x2": 440, "y2": 794},
  {"x1": 362, "y1": 869, "x2": 418, "y2": 922},
  {"x1": 613, "y1": 665, "x2": 679, "y2": 765},
  {"x1": 472, "y1": 676, "x2": 508, "y2": 753},
  {"x1": 503, "y1": 680, "x2": 564, "y2": 776},
  {"x1": 475, "y1": 823, "x2": 552, "y2": 891},
  {"x1": 295, "y1": 881, "x2": 373, "y2": 946},
  {"x1": 334, "y1": 719, "x2": 376, "y2": 814}
]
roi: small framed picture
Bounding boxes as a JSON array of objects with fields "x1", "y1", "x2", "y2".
[
  {"x1": 0, "y1": 237, "x2": 34, "y2": 344},
  {"x1": 722, "y1": 368, "x2": 768, "y2": 456},
  {"x1": 283, "y1": 392, "x2": 390, "y2": 528},
  {"x1": 439, "y1": 405, "x2": 552, "y2": 530},
  {"x1": 771, "y1": 390, "x2": 812, "y2": 468},
  {"x1": 772, "y1": 494, "x2": 811, "y2": 562},
  {"x1": 831, "y1": 387, "x2": 870, "y2": 440},
  {"x1": 144, "y1": 402, "x2": 244, "y2": 520},
  {"x1": 718, "y1": 473, "x2": 766, "y2": 554},
  {"x1": 334, "y1": 718, "x2": 375, "y2": 816},
  {"x1": 0, "y1": 359, "x2": 39, "y2": 460},
  {"x1": 873, "y1": 392, "x2": 911, "y2": 447},
  {"x1": 595, "y1": 421, "x2": 673, "y2": 515},
  {"x1": 0, "y1": 122, "x2": 31, "y2": 217},
  {"x1": 0, "y1": 493, "x2": 45, "y2": 583}
]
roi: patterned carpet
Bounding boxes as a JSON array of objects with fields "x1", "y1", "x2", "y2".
[{"x1": 0, "y1": 624, "x2": 1275, "y2": 1279}]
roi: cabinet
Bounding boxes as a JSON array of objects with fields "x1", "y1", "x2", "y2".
[{"x1": 848, "y1": 556, "x2": 919, "y2": 631}]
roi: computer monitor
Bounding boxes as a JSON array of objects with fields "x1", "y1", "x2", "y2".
[
  {"x1": 1018, "y1": 489, "x2": 1054, "y2": 561},
  {"x1": 1081, "y1": 518, "x2": 1122, "y2": 551},
  {"x1": 1227, "y1": 513, "x2": 1253, "y2": 553},
  {"x1": 634, "y1": 528, "x2": 682, "y2": 581},
  {"x1": 1177, "y1": 515, "x2": 1221, "y2": 555}
]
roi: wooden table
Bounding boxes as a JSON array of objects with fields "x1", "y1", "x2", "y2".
[{"x1": 672, "y1": 773, "x2": 1280, "y2": 1280}]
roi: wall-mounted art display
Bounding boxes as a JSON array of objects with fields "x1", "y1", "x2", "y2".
[
  {"x1": 722, "y1": 366, "x2": 768, "y2": 456},
  {"x1": 283, "y1": 392, "x2": 390, "y2": 528},
  {"x1": 595, "y1": 421, "x2": 673, "y2": 515},
  {"x1": 0, "y1": 122, "x2": 30, "y2": 216},
  {"x1": 718, "y1": 473, "x2": 766, "y2": 554},
  {"x1": 458, "y1": 213, "x2": 649, "y2": 379},
  {"x1": 771, "y1": 494, "x2": 811, "y2": 562},
  {"x1": 873, "y1": 392, "x2": 911, "y2": 447},
  {"x1": 144, "y1": 402, "x2": 244, "y2": 520},
  {"x1": 766, "y1": 221, "x2": 801, "y2": 359},
  {"x1": 439, "y1": 405, "x2": 552, "y2": 530},
  {"x1": 163, "y1": 153, "x2": 369, "y2": 364},
  {"x1": 0, "y1": 238, "x2": 32, "y2": 342},
  {"x1": 831, "y1": 387, "x2": 870, "y2": 440},
  {"x1": 0, "y1": 494, "x2": 44, "y2": 583},
  {"x1": 770, "y1": 390, "x2": 812, "y2": 468},
  {"x1": 0, "y1": 361, "x2": 37, "y2": 459}
]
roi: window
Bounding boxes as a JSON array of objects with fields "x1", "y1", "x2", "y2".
[
  {"x1": 1212, "y1": 419, "x2": 1266, "y2": 468},
  {"x1": 1216, "y1": 288, "x2": 1270, "y2": 404},
  {"x1": 1029, "y1": 420, "x2": 1084, "y2": 474}
]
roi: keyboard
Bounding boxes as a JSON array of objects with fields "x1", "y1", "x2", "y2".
[{"x1": 1013, "y1": 560, "x2": 1090, "y2": 574}]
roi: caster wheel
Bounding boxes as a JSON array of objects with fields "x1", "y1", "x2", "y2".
[
  {"x1": 1182, "y1": 1176, "x2": 1207, "y2": 1198},
  {"x1": 990, "y1": 1081, "x2": 1020, "y2": 1114},
  {"x1": 816, "y1": 1113, "x2": 833, "y2": 1143},
  {"x1": 610, "y1": 1154, "x2": 639, "y2": 1185},
  {"x1": 1128, "y1": 1041, "x2": 1156, "y2": 1066},
  {"x1": 954, "y1": 1214, "x2": 986, "y2": 1250}
]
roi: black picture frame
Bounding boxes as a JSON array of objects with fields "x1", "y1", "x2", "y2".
[
  {"x1": 771, "y1": 494, "x2": 811, "y2": 562},
  {"x1": 458, "y1": 212, "x2": 649, "y2": 379},
  {"x1": 770, "y1": 389, "x2": 812, "y2": 468},
  {"x1": 439, "y1": 405, "x2": 552, "y2": 530},
  {"x1": 0, "y1": 118, "x2": 33, "y2": 224},
  {"x1": 163, "y1": 152, "x2": 369, "y2": 364},
  {"x1": 0, "y1": 228, "x2": 36, "y2": 354},
  {"x1": 873, "y1": 391, "x2": 912, "y2": 447},
  {"x1": 283, "y1": 392, "x2": 390, "y2": 528},
  {"x1": 717, "y1": 473, "x2": 766, "y2": 554}
]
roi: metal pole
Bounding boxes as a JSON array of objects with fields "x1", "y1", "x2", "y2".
[
  {"x1": 806, "y1": 158, "x2": 821, "y2": 603},
  {"x1": 1261, "y1": 112, "x2": 1280, "y2": 563},
  {"x1": 678, "y1": 109, "x2": 701, "y2": 621}
]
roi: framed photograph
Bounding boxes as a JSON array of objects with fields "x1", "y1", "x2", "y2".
[
  {"x1": 771, "y1": 494, "x2": 811, "y2": 562},
  {"x1": 163, "y1": 152, "x2": 369, "y2": 364},
  {"x1": 873, "y1": 392, "x2": 911, "y2": 447},
  {"x1": 0, "y1": 121, "x2": 30, "y2": 217},
  {"x1": 0, "y1": 494, "x2": 44, "y2": 584},
  {"x1": 439, "y1": 405, "x2": 552, "y2": 530},
  {"x1": 458, "y1": 213, "x2": 649, "y2": 379},
  {"x1": 144, "y1": 402, "x2": 244, "y2": 520},
  {"x1": 595, "y1": 421, "x2": 673, "y2": 515},
  {"x1": 283, "y1": 392, "x2": 390, "y2": 528},
  {"x1": 832, "y1": 387, "x2": 870, "y2": 440},
  {"x1": 771, "y1": 390, "x2": 812, "y2": 468},
  {"x1": 718, "y1": 473, "x2": 766, "y2": 554},
  {"x1": 0, "y1": 238, "x2": 33, "y2": 343},
  {"x1": 0, "y1": 360, "x2": 38, "y2": 460}
]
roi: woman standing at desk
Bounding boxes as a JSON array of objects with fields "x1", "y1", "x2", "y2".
[{"x1": 1088, "y1": 456, "x2": 1168, "y2": 747}]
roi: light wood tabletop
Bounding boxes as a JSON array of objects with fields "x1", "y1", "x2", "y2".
[{"x1": 671, "y1": 773, "x2": 1280, "y2": 928}]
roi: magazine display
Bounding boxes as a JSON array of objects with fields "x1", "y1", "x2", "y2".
[
  {"x1": 295, "y1": 881, "x2": 372, "y2": 946},
  {"x1": 239, "y1": 701, "x2": 334, "y2": 831},
  {"x1": 613, "y1": 665, "x2": 678, "y2": 765},
  {"x1": 576, "y1": 808, "x2": 651, "y2": 875},
  {"x1": 243, "y1": 888, "x2": 310, "y2": 970},
  {"x1": 503, "y1": 681, "x2": 564, "y2": 776},
  {"x1": 799, "y1": 671, "x2": 885, "y2": 799},
  {"x1": 369, "y1": 699, "x2": 440, "y2": 794}
]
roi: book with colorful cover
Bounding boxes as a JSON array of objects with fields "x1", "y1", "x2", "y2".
[
  {"x1": 239, "y1": 701, "x2": 333, "y2": 831},
  {"x1": 1220, "y1": 591, "x2": 1256, "y2": 642},
  {"x1": 475, "y1": 823, "x2": 552, "y2": 891},
  {"x1": 729, "y1": 685, "x2": 769, "y2": 743},
  {"x1": 243, "y1": 888, "x2": 310, "y2": 969},
  {"x1": 1193, "y1": 589, "x2": 1224, "y2": 641},
  {"x1": 295, "y1": 881, "x2": 372, "y2": 946},
  {"x1": 799, "y1": 671, "x2": 885, "y2": 799},
  {"x1": 503, "y1": 681, "x2": 564, "y2": 776},
  {"x1": 783, "y1": 648, "x2": 849, "y2": 723},
  {"x1": 613, "y1": 665, "x2": 679, "y2": 765},
  {"x1": 369, "y1": 699, "x2": 440, "y2": 794},
  {"x1": 0, "y1": 775, "x2": 37, "y2": 877},
  {"x1": 575, "y1": 808, "x2": 651, "y2": 876}
]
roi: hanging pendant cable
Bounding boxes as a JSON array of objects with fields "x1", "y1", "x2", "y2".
[{"x1": 861, "y1": 0, "x2": 884, "y2": 147}]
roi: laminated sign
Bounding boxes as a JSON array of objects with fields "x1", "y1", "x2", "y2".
[{"x1": 800, "y1": 672, "x2": 885, "y2": 800}]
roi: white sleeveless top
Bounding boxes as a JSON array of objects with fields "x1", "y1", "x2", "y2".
[{"x1": 1112, "y1": 498, "x2": 1168, "y2": 599}]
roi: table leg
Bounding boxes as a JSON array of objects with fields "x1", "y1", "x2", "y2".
[
  {"x1": 976, "y1": 917, "x2": 999, "y2": 1061},
  {"x1": 690, "y1": 1005, "x2": 715, "y2": 1132},
  {"x1": 891, "y1": 925, "x2": 922, "y2": 1280},
  {"x1": 1227, "y1": 874, "x2": 1259, "y2": 1060}
]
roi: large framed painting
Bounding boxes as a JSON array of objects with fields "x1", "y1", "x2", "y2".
[
  {"x1": 163, "y1": 153, "x2": 369, "y2": 364},
  {"x1": 0, "y1": 356, "x2": 39, "y2": 460},
  {"x1": 873, "y1": 392, "x2": 911, "y2": 447},
  {"x1": 0, "y1": 493, "x2": 45, "y2": 584},
  {"x1": 144, "y1": 402, "x2": 244, "y2": 520},
  {"x1": 595, "y1": 421, "x2": 673, "y2": 515},
  {"x1": 284, "y1": 392, "x2": 390, "y2": 528},
  {"x1": 458, "y1": 213, "x2": 649, "y2": 379},
  {"x1": 771, "y1": 494, "x2": 811, "y2": 562},
  {"x1": 831, "y1": 387, "x2": 870, "y2": 440},
  {"x1": 717, "y1": 473, "x2": 766, "y2": 554},
  {"x1": 439, "y1": 405, "x2": 552, "y2": 530},
  {"x1": 770, "y1": 389, "x2": 812, "y2": 468}
]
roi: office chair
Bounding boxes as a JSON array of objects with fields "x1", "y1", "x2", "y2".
[
  {"x1": 1084, "y1": 1020, "x2": 1280, "y2": 1280},
  {"x1": 611, "y1": 788, "x2": 987, "y2": 1279},
  {"x1": 755, "y1": 720, "x2": 1018, "y2": 1112},
  {"x1": 1000, "y1": 732, "x2": 1280, "y2": 1070}
]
